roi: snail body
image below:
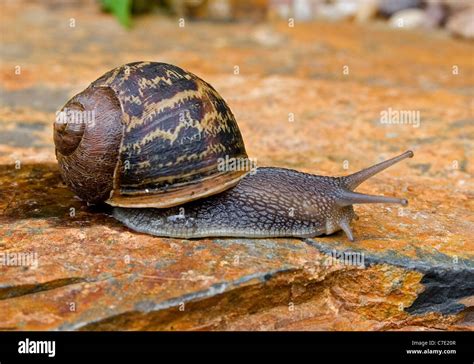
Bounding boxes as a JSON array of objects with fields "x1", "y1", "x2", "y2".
[
  {"x1": 54, "y1": 62, "x2": 413, "y2": 242},
  {"x1": 113, "y1": 167, "x2": 349, "y2": 239}
]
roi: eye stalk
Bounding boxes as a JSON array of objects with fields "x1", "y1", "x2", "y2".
[
  {"x1": 334, "y1": 150, "x2": 414, "y2": 241},
  {"x1": 336, "y1": 150, "x2": 413, "y2": 207},
  {"x1": 342, "y1": 150, "x2": 414, "y2": 191},
  {"x1": 336, "y1": 190, "x2": 408, "y2": 207}
]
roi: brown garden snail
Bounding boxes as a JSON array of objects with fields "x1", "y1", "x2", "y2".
[{"x1": 54, "y1": 61, "x2": 413, "y2": 242}]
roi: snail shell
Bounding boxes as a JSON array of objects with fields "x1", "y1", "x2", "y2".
[{"x1": 54, "y1": 62, "x2": 250, "y2": 207}]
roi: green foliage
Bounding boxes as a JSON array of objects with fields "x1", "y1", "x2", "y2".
[{"x1": 101, "y1": 0, "x2": 132, "y2": 28}]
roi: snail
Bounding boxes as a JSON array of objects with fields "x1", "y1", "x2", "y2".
[{"x1": 54, "y1": 61, "x2": 413, "y2": 242}]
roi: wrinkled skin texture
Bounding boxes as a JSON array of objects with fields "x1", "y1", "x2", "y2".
[{"x1": 114, "y1": 167, "x2": 356, "y2": 239}]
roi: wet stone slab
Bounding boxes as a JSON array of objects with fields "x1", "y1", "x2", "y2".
[{"x1": 0, "y1": 2, "x2": 473, "y2": 330}]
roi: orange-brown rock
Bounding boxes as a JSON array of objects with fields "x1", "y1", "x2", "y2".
[{"x1": 0, "y1": 2, "x2": 472, "y2": 331}]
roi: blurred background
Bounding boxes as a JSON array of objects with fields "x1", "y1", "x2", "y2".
[
  {"x1": 47, "y1": 0, "x2": 474, "y2": 37},
  {"x1": 121, "y1": 0, "x2": 471, "y2": 38}
]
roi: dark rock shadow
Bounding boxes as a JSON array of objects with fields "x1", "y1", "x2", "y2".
[{"x1": 0, "y1": 163, "x2": 119, "y2": 230}]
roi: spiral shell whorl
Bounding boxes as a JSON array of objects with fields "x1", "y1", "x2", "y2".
[
  {"x1": 54, "y1": 87, "x2": 123, "y2": 203},
  {"x1": 53, "y1": 101, "x2": 86, "y2": 156}
]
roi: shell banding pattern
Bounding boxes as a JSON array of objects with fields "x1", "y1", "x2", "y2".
[{"x1": 93, "y1": 62, "x2": 249, "y2": 207}]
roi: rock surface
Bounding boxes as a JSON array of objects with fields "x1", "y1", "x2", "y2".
[{"x1": 0, "y1": 2, "x2": 473, "y2": 330}]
